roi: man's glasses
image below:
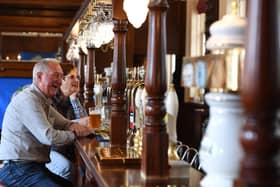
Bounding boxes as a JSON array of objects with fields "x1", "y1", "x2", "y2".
[{"x1": 46, "y1": 72, "x2": 64, "y2": 79}]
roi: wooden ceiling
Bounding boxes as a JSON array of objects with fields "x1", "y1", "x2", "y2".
[{"x1": 0, "y1": 0, "x2": 84, "y2": 34}]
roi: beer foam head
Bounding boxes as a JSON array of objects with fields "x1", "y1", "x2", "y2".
[{"x1": 89, "y1": 108, "x2": 100, "y2": 115}]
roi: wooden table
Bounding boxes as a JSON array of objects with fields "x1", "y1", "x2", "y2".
[{"x1": 74, "y1": 136, "x2": 203, "y2": 187}]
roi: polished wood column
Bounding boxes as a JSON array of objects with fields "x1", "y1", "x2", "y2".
[
  {"x1": 141, "y1": 0, "x2": 169, "y2": 180},
  {"x1": 84, "y1": 47, "x2": 95, "y2": 111},
  {"x1": 238, "y1": 1, "x2": 280, "y2": 186},
  {"x1": 110, "y1": 1, "x2": 129, "y2": 147},
  {"x1": 78, "y1": 49, "x2": 86, "y2": 104}
]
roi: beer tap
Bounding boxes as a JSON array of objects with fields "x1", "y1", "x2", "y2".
[
  {"x1": 199, "y1": 1, "x2": 246, "y2": 186},
  {"x1": 101, "y1": 67, "x2": 112, "y2": 127},
  {"x1": 165, "y1": 54, "x2": 180, "y2": 160},
  {"x1": 165, "y1": 83, "x2": 179, "y2": 160},
  {"x1": 94, "y1": 74, "x2": 103, "y2": 108},
  {"x1": 127, "y1": 66, "x2": 145, "y2": 155}
]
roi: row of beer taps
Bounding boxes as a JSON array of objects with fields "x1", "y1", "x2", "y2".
[{"x1": 97, "y1": 65, "x2": 200, "y2": 169}]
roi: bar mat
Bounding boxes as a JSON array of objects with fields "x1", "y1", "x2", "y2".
[{"x1": 95, "y1": 147, "x2": 141, "y2": 165}]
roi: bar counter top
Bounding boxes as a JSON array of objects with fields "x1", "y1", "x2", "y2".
[{"x1": 74, "y1": 136, "x2": 203, "y2": 187}]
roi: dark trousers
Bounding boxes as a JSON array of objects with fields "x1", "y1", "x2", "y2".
[{"x1": 0, "y1": 161, "x2": 73, "y2": 187}]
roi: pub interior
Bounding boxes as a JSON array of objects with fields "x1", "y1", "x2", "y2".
[{"x1": 0, "y1": 0, "x2": 279, "y2": 186}]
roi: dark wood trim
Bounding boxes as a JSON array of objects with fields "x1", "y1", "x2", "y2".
[
  {"x1": 0, "y1": 61, "x2": 34, "y2": 78},
  {"x1": 0, "y1": 26, "x2": 66, "y2": 33},
  {"x1": 0, "y1": 61, "x2": 73, "y2": 78},
  {"x1": 0, "y1": 0, "x2": 83, "y2": 8},
  {"x1": 0, "y1": 0, "x2": 83, "y2": 34}
]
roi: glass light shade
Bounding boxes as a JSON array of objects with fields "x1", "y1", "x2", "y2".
[
  {"x1": 123, "y1": 0, "x2": 149, "y2": 28},
  {"x1": 85, "y1": 19, "x2": 114, "y2": 48},
  {"x1": 103, "y1": 22, "x2": 114, "y2": 44},
  {"x1": 71, "y1": 22, "x2": 80, "y2": 38},
  {"x1": 77, "y1": 32, "x2": 88, "y2": 55},
  {"x1": 66, "y1": 42, "x2": 80, "y2": 62}
]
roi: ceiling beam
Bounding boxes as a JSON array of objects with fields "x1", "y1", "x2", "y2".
[
  {"x1": 0, "y1": 8, "x2": 76, "y2": 18},
  {"x1": 0, "y1": 16, "x2": 72, "y2": 26},
  {"x1": 0, "y1": 26, "x2": 66, "y2": 33},
  {"x1": 0, "y1": 0, "x2": 86, "y2": 36},
  {"x1": 0, "y1": 0, "x2": 83, "y2": 8}
]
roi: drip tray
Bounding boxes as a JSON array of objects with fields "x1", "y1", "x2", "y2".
[{"x1": 95, "y1": 147, "x2": 141, "y2": 165}]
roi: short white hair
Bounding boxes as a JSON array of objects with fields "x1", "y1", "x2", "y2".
[{"x1": 32, "y1": 58, "x2": 60, "y2": 82}]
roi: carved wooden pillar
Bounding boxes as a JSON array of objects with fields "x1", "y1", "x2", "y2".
[
  {"x1": 84, "y1": 47, "x2": 95, "y2": 111},
  {"x1": 110, "y1": 1, "x2": 128, "y2": 147},
  {"x1": 141, "y1": 0, "x2": 169, "y2": 179},
  {"x1": 78, "y1": 49, "x2": 86, "y2": 104},
  {"x1": 237, "y1": 1, "x2": 280, "y2": 187}
]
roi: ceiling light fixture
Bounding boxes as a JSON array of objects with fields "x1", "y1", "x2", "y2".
[{"x1": 123, "y1": 0, "x2": 149, "y2": 28}]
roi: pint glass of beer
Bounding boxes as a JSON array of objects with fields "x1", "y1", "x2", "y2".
[{"x1": 88, "y1": 107, "x2": 101, "y2": 129}]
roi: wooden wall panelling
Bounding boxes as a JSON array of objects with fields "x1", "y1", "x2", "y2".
[
  {"x1": 205, "y1": 0, "x2": 219, "y2": 44},
  {"x1": 1, "y1": 36, "x2": 62, "y2": 60},
  {"x1": 133, "y1": 20, "x2": 148, "y2": 57},
  {"x1": 0, "y1": 61, "x2": 34, "y2": 77},
  {"x1": 176, "y1": 0, "x2": 219, "y2": 150},
  {"x1": 0, "y1": 16, "x2": 71, "y2": 33},
  {"x1": 166, "y1": 0, "x2": 186, "y2": 56},
  {"x1": 0, "y1": 0, "x2": 84, "y2": 33},
  {"x1": 95, "y1": 48, "x2": 113, "y2": 74},
  {"x1": 126, "y1": 24, "x2": 136, "y2": 68},
  {"x1": 0, "y1": 0, "x2": 83, "y2": 8},
  {"x1": 132, "y1": 0, "x2": 186, "y2": 67},
  {"x1": 176, "y1": 102, "x2": 208, "y2": 149},
  {"x1": 129, "y1": 1, "x2": 191, "y2": 150}
]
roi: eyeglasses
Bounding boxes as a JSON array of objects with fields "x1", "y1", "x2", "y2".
[
  {"x1": 64, "y1": 74, "x2": 80, "y2": 80},
  {"x1": 47, "y1": 72, "x2": 64, "y2": 79}
]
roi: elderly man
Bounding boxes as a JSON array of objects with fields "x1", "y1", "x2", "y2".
[{"x1": 0, "y1": 59, "x2": 92, "y2": 187}]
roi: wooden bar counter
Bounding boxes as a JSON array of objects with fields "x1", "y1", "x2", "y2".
[{"x1": 74, "y1": 136, "x2": 203, "y2": 187}]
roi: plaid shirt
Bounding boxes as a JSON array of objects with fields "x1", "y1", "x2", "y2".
[
  {"x1": 70, "y1": 98, "x2": 88, "y2": 119},
  {"x1": 51, "y1": 89, "x2": 88, "y2": 161},
  {"x1": 52, "y1": 89, "x2": 87, "y2": 120}
]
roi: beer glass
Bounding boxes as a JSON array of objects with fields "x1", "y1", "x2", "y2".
[{"x1": 88, "y1": 107, "x2": 101, "y2": 129}]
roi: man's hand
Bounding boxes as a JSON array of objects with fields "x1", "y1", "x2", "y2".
[
  {"x1": 69, "y1": 123, "x2": 92, "y2": 137},
  {"x1": 77, "y1": 116, "x2": 89, "y2": 126}
]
